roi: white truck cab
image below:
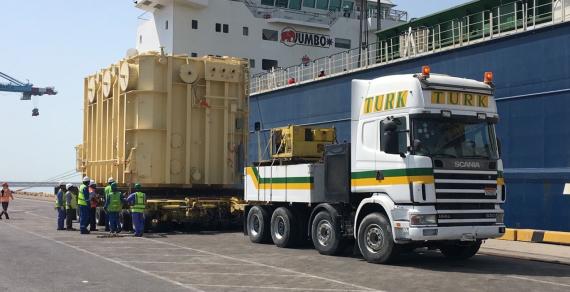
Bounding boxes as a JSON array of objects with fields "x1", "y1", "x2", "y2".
[{"x1": 245, "y1": 67, "x2": 506, "y2": 264}]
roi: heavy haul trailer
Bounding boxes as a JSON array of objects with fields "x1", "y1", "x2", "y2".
[
  {"x1": 244, "y1": 67, "x2": 507, "y2": 263},
  {"x1": 76, "y1": 52, "x2": 249, "y2": 229}
]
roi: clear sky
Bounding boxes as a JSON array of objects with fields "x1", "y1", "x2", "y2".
[{"x1": 0, "y1": 0, "x2": 471, "y2": 182}]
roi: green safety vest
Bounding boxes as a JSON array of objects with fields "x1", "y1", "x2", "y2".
[
  {"x1": 104, "y1": 185, "x2": 112, "y2": 196},
  {"x1": 78, "y1": 184, "x2": 88, "y2": 206},
  {"x1": 65, "y1": 191, "x2": 77, "y2": 210},
  {"x1": 131, "y1": 192, "x2": 146, "y2": 213},
  {"x1": 107, "y1": 191, "x2": 122, "y2": 212}
]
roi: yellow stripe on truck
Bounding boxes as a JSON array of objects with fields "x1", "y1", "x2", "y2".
[
  {"x1": 351, "y1": 175, "x2": 435, "y2": 187},
  {"x1": 246, "y1": 167, "x2": 312, "y2": 190}
]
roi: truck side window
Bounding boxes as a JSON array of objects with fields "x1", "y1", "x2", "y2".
[{"x1": 380, "y1": 117, "x2": 408, "y2": 154}]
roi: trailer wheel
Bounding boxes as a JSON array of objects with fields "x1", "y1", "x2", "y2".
[
  {"x1": 357, "y1": 212, "x2": 399, "y2": 264},
  {"x1": 311, "y1": 211, "x2": 345, "y2": 255},
  {"x1": 96, "y1": 208, "x2": 106, "y2": 226},
  {"x1": 247, "y1": 206, "x2": 271, "y2": 243},
  {"x1": 440, "y1": 241, "x2": 481, "y2": 260},
  {"x1": 270, "y1": 207, "x2": 298, "y2": 248}
]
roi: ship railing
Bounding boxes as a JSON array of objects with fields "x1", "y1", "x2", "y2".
[
  {"x1": 250, "y1": 0, "x2": 570, "y2": 95},
  {"x1": 240, "y1": 1, "x2": 339, "y2": 26}
]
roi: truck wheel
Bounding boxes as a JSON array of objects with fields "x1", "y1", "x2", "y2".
[
  {"x1": 440, "y1": 241, "x2": 481, "y2": 260},
  {"x1": 247, "y1": 206, "x2": 270, "y2": 243},
  {"x1": 311, "y1": 211, "x2": 345, "y2": 255},
  {"x1": 357, "y1": 212, "x2": 399, "y2": 264},
  {"x1": 96, "y1": 208, "x2": 106, "y2": 226},
  {"x1": 270, "y1": 207, "x2": 298, "y2": 248}
]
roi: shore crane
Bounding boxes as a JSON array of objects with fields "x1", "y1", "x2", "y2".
[{"x1": 0, "y1": 71, "x2": 57, "y2": 116}]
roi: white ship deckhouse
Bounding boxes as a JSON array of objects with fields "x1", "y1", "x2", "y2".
[{"x1": 134, "y1": 0, "x2": 407, "y2": 74}]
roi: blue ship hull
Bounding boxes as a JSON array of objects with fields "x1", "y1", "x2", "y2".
[{"x1": 249, "y1": 22, "x2": 570, "y2": 232}]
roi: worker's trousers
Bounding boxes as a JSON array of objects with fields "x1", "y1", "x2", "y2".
[
  {"x1": 66, "y1": 208, "x2": 75, "y2": 229},
  {"x1": 88, "y1": 207, "x2": 97, "y2": 231},
  {"x1": 57, "y1": 207, "x2": 66, "y2": 230},
  {"x1": 107, "y1": 212, "x2": 119, "y2": 233},
  {"x1": 132, "y1": 212, "x2": 144, "y2": 237},
  {"x1": 0, "y1": 202, "x2": 9, "y2": 219},
  {"x1": 79, "y1": 205, "x2": 90, "y2": 233}
]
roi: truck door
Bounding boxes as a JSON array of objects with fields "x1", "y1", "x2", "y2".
[{"x1": 374, "y1": 115, "x2": 411, "y2": 200}]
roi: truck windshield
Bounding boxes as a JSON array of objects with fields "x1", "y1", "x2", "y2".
[{"x1": 412, "y1": 118, "x2": 498, "y2": 160}]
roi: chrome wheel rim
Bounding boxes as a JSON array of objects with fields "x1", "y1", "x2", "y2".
[
  {"x1": 274, "y1": 216, "x2": 286, "y2": 240},
  {"x1": 365, "y1": 224, "x2": 385, "y2": 253},
  {"x1": 250, "y1": 214, "x2": 261, "y2": 237},
  {"x1": 317, "y1": 219, "x2": 333, "y2": 246}
]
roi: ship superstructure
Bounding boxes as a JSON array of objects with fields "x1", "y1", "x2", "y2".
[{"x1": 134, "y1": 0, "x2": 407, "y2": 74}]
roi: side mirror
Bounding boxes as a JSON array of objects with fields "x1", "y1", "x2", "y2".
[
  {"x1": 383, "y1": 121, "x2": 400, "y2": 155},
  {"x1": 497, "y1": 138, "x2": 502, "y2": 156}
]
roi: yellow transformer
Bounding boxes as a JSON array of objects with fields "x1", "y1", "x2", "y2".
[
  {"x1": 270, "y1": 125, "x2": 336, "y2": 160},
  {"x1": 78, "y1": 52, "x2": 249, "y2": 188}
]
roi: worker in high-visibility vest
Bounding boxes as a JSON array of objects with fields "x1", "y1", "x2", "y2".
[
  {"x1": 88, "y1": 180, "x2": 99, "y2": 232},
  {"x1": 65, "y1": 183, "x2": 77, "y2": 231},
  {"x1": 104, "y1": 182, "x2": 123, "y2": 235},
  {"x1": 103, "y1": 177, "x2": 115, "y2": 232},
  {"x1": 0, "y1": 183, "x2": 15, "y2": 219},
  {"x1": 55, "y1": 182, "x2": 67, "y2": 230},
  {"x1": 127, "y1": 183, "x2": 146, "y2": 237},
  {"x1": 78, "y1": 176, "x2": 91, "y2": 234}
]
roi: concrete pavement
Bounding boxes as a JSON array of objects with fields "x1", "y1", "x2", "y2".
[
  {"x1": 481, "y1": 239, "x2": 570, "y2": 265},
  {"x1": 1, "y1": 198, "x2": 570, "y2": 292}
]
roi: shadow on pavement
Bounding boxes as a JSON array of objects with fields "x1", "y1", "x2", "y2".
[{"x1": 389, "y1": 249, "x2": 570, "y2": 278}]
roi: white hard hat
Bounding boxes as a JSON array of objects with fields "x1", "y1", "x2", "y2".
[
  {"x1": 66, "y1": 183, "x2": 73, "y2": 189},
  {"x1": 82, "y1": 176, "x2": 90, "y2": 182},
  {"x1": 108, "y1": 177, "x2": 115, "y2": 183},
  {"x1": 58, "y1": 181, "x2": 64, "y2": 186},
  {"x1": 89, "y1": 179, "x2": 96, "y2": 186}
]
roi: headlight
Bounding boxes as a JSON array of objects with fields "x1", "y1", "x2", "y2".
[
  {"x1": 410, "y1": 214, "x2": 437, "y2": 226},
  {"x1": 496, "y1": 213, "x2": 504, "y2": 224}
]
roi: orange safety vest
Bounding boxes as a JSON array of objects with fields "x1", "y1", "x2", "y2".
[{"x1": 1, "y1": 188, "x2": 14, "y2": 203}]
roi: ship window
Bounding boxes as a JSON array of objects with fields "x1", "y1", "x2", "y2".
[
  {"x1": 223, "y1": 24, "x2": 229, "y2": 33},
  {"x1": 191, "y1": 52, "x2": 198, "y2": 57},
  {"x1": 262, "y1": 29, "x2": 278, "y2": 41},
  {"x1": 303, "y1": 0, "x2": 315, "y2": 8},
  {"x1": 316, "y1": 0, "x2": 329, "y2": 10},
  {"x1": 192, "y1": 20, "x2": 198, "y2": 29},
  {"x1": 215, "y1": 23, "x2": 221, "y2": 32},
  {"x1": 335, "y1": 38, "x2": 351, "y2": 49},
  {"x1": 275, "y1": 0, "x2": 288, "y2": 8},
  {"x1": 262, "y1": 59, "x2": 278, "y2": 70},
  {"x1": 329, "y1": 0, "x2": 341, "y2": 11},
  {"x1": 289, "y1": 0, "x2": 301, "y2": 10},
  {"x1": 261, "y1": 0, "x2": 275, "y2": 6},
  {"x1": 243, "y1": 26, "x2": 249, "y2": 36},
  {"x1": 165, "y1": 20, "x2": 169, "y2": 30},
  {"x1": 249, "y1": 59, "x2": 255, "y2": 68}
]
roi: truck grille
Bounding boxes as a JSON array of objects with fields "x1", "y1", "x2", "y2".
[{"x1": 434, "y1": 170, "x2": 500, "y2": 226}]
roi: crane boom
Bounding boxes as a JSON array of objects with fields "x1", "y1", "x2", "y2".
[{"x1": 0, "y1": 71, "x2": 57, "y2": 100}]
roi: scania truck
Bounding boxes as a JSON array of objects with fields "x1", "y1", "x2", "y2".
[{"x1": 244, "y1": 67, "x2": 506, "y2": 264}]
